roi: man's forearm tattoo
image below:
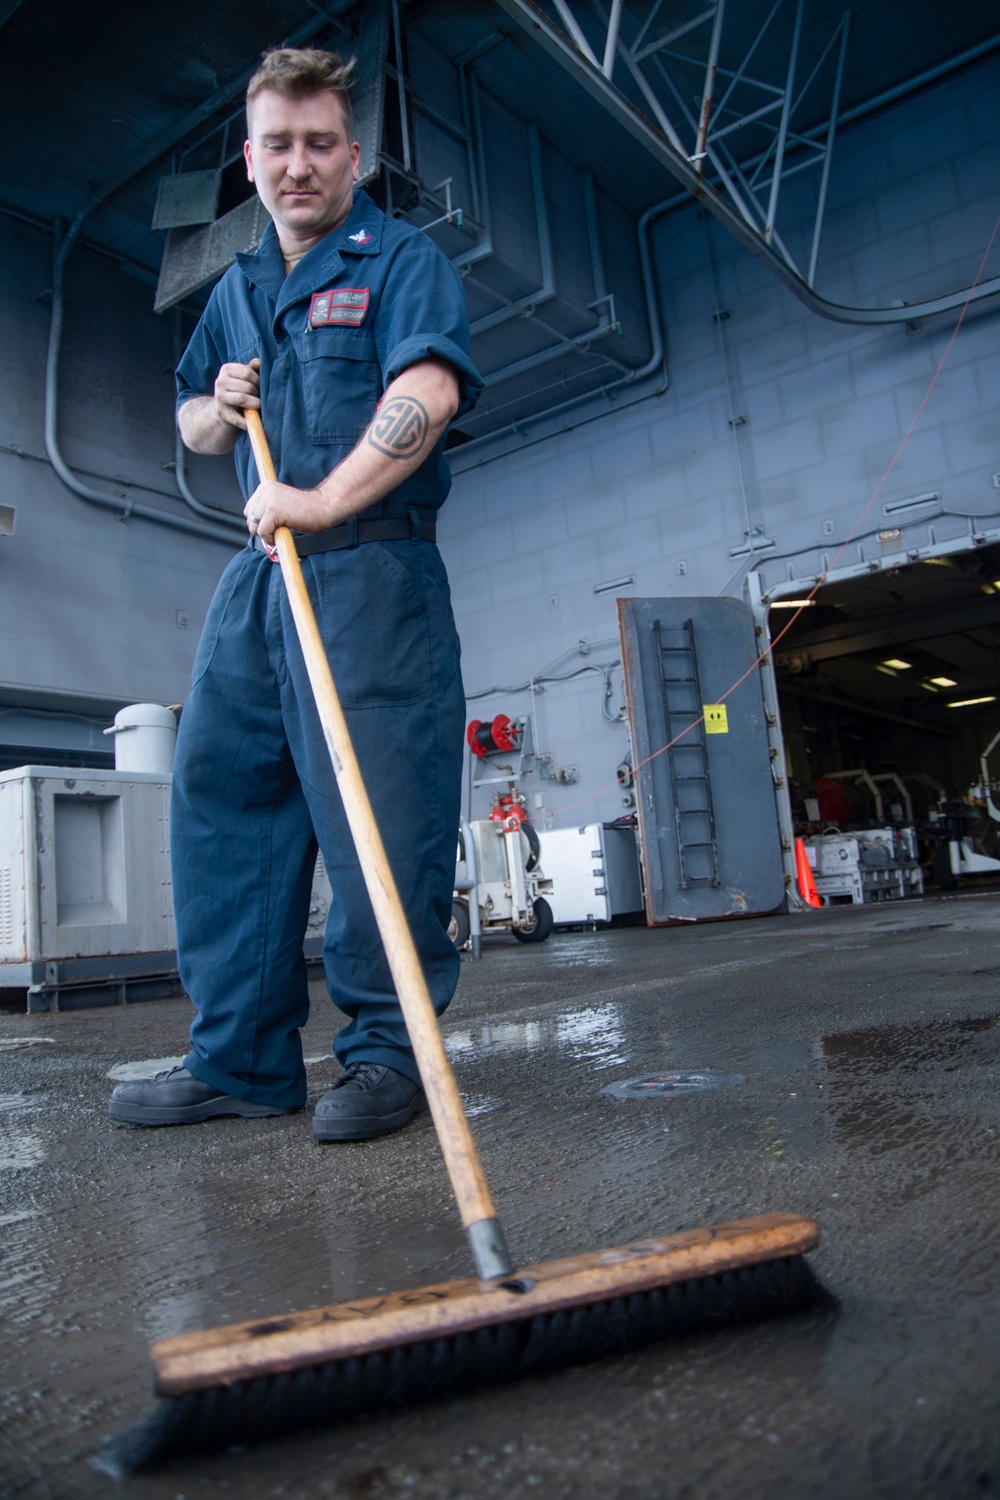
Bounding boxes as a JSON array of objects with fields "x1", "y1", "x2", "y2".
[{"x1": 368, "y1": 394, "x2": 430, "y2": 460}]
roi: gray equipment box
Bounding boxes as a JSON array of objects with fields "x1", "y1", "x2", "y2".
[
  {"x1": 536, "y1": 823, "x2": 644, "y2": 926},
  {"x1": 0, "y1": 766, "x2": 177, "y2": 1010},
  {"x1": 805, "y1": 827, "x2": 924, "y2": 905}
]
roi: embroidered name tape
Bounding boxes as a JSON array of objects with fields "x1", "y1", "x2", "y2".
[{"x1": 309, "y1": 288, "x2": 370, "y2": 327}]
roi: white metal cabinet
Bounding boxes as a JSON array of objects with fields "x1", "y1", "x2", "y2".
[
  {"x1": 0, "y1": 766, "x2": 176, "y2": 1009},
  {"x1": 537, "y1": 823, "x2": 643, "y2": 926}
]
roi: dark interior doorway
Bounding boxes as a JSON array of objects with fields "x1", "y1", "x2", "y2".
[{"x1": 772, "y1": 543, "x2": 1000, "y2": 889}]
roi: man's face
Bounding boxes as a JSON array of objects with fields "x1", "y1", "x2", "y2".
[{"x1": 244, "y1": 88, "x2": 360, "y2": 242}]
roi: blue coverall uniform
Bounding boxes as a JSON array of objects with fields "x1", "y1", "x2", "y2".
[{"x1": 171, "y1": 189, "x2": 482, "y2": 1110}]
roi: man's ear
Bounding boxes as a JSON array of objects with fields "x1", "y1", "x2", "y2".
[{"x1": 244, "y1": 137, "x2": 255, "y2": 184}]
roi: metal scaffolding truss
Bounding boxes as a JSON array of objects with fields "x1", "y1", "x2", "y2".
[
  {"x1": 498, "y1": 0, "x2": 1000, "y2": 325},
  {"x1": 547, "y1": 0, "x2": 850, "y2": 288}
]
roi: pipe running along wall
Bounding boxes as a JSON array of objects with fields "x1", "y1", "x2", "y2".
[
  {"x1": 44, "y1": 214, "x2": 244, "y2": 545},
  {"x1": 40, "y1": 7, "x2": 340, "y2": 544}
]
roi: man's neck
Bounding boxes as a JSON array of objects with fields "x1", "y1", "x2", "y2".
[
  {"x1": 278, "y1": 233, "x2": 323, "y2": 277},
  {"x1": 275, "y1": 196, "x2": 357, "y2": 276}
]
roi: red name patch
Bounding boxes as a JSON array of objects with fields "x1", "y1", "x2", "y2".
[{"x1": 309, "y1": 288, "x2": 370, "y2": 327}]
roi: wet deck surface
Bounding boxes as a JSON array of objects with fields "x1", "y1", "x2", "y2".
[{"x1": 2, "y1": 894, "x2": 999, "y2": 1499}]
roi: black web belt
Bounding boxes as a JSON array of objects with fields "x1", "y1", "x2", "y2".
[{"x1": 257, "y1": 515, "x2": 436, "y2": 556}]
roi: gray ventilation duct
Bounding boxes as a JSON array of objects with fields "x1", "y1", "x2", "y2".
[
  {"x1": 154, "y1": 197, "x2": 271, "y2": 313},
  {"x1": 151, "y1": 169, "x2": 222, "y2": 230}
]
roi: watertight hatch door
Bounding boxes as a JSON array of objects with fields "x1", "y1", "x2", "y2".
[{"x1": 619, "y1": 596, "x2": 785, "y2": 924}]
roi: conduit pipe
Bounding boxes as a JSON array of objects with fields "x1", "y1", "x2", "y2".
[
  {"x1": 4, "y1": 198, "x2": 242, "y2": 531},
  {"x1": 170, "y1": 309, "x2": 248, "y2": 531},
  {"x1": 173, "y1": 425, "x2": 246, "y2": 534},
  {"x1": 1, "y1": 440, "x2": 203, "y2": 508},
  {"x1": 39, "y1": 8, "x2": 338, "y2": 546},
  {"x1": 45, "y1": 216, "x2": 243, "y2": 546}
]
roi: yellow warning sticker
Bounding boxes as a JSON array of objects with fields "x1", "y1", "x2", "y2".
[{"x1": 703, "y1": 704, "x2": 729, "y2": 734}]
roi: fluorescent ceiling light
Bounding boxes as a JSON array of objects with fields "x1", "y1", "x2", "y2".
[
  {"x1": 770, "y1": 598, "x2": 815, "y2": 608},
  {"x1": 947, "y1": 696, "x2": 997, "y2": 708},
  {"x1": 928, "y1": 676, "x2": 957, "y2": 688},
  {"x1": 875, "y1": 664, "x2": 899, "y2": 677},
  {"x1": 881, "y1": 658, "x2": 911, "y2": 670},
  {"x1": 594, "y1": 575, "x2": 634, "y2": 595}
]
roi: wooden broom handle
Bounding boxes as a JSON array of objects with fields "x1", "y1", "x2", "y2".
[{"x1": 244, "y1": 411, "x2": 500, "y2": 1236}]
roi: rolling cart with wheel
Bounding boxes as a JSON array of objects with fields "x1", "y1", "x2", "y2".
[{"x1": 453, "y1": 814, "x2": 553, "y2": 950}]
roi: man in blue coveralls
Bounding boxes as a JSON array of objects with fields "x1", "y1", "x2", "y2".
[{"x1": 109, "y1": 47, "x2": 480, "y2": 1141}]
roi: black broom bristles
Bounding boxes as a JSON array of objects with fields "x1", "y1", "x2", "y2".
[{"x1": 93, "y1": 1253, "x2": 835, "y2": 1477}]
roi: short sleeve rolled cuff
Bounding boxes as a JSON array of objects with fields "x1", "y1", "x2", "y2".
[{"x1": 384, "y1": 332, "x2": 481, "y2": 420}]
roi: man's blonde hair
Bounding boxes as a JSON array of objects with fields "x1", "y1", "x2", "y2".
[{"x1": 246, "y1": 48, "x2": 356, "y2": 136}]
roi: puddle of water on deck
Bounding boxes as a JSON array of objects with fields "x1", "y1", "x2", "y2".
[
  {"x1": 816, "y1": 1016, "x2": 1000, "y2": 1182},
  {"x1": 0, "y1": 1094, "x2": 45, "y2": 1173},
  {"x1": 820, "y1": 1016, "x2": 996, "y2": 1078},
  {"x1": 446, "y1": 1001, "x2": 629, "y2": 1070}
]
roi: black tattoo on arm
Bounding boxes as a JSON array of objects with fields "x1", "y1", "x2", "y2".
[{"x1": 367, "y1": 395, "x2": 430, "y2": 460}]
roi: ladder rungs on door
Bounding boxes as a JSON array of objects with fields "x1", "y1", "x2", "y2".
[{"x1": 651, "y1": 618, "x2": 721, "y2": 891}]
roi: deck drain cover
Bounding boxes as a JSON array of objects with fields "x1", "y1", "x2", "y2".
[{"x1": 602, "y1": 1070, "x2": 744, "y2": 1099}]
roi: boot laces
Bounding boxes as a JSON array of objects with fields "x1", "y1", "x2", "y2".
[
  {"x1": 336, "y1": 1062, "x2": 388, "y2": 1091},
  {"x1": 153, "y1": 1063, "x2": 190, "y2": 1083}
]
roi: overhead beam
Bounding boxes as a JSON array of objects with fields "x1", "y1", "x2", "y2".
[
  {"x1": 495, "y1": 0, "x2": 1000, "y2": 326},
  {"x1": 779, "y1": 680, "x2": 954, "y2": 736},
  {"x1": 775, "y1": 595, "x2": 1000, "y2": 664}
]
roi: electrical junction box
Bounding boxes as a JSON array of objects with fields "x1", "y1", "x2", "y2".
[
  {"x1": 536, "y1": 823, "x2": 644, "y2": 926},
  {"x1": 0, "y1": 766, "x2": 177, "y2": 1010}
]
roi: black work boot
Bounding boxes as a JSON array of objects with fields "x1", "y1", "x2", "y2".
[
  {"x1": 109, "y1": 1064, "x2": 298, "y2": 1127},
  {"x1": 312, "y1": 1063, "x2": 427, "y2": 1142}
]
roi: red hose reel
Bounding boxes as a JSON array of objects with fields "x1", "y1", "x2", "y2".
[{"x1": 466, "y1": 714, "x2": 520, "y2": 757}]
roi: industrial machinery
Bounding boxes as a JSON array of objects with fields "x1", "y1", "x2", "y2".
[
  {"x1": 803, "y1": 827, "x2": 924, "y2": 905},
  {"x1": 455, "y1": 712, "x2": 553, "y2": 948},
  {"x1": 932, "y1": 730, "x2": 1000, "y2": 887},
  {"x1": 453, "y1": 797, "x2": 554, "y2": 949}
]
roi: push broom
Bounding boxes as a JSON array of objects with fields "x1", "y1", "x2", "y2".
[{"x1": 97, "y1": 412, "x2": 831, "y2": 1475}]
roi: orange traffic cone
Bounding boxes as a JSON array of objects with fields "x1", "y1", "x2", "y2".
[{"x1": 795, "y1": 838, "x2": 822, "y2": 908}]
